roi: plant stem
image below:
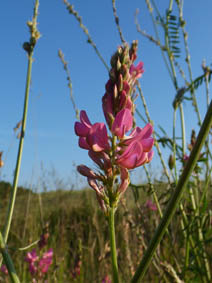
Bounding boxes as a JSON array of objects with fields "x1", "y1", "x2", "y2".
[
  {"x1": 108, "y1": 206, "x2": 119, "y2": 283},
  {"x1": 0, "y1": 232, "x2": 20, "y2": 283},
  {"x1": 131, "y1": 98, "x2": 212, "y2": 282},
  {"x1": 2, "y1": 0, "x2": 40, "y2": 249},
  {"x1": 3, "y1": 51, "x2": 33, "y2": 244}
]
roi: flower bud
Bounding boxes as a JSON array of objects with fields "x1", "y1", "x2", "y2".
[{"x1": 168, "y1": 154, "x2": 175, "y2": 170}]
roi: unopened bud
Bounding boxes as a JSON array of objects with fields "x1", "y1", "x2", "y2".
[
  {"x1": 0, "y1": 152, "x2": 4, "y2": 168},
  {"x1": 168, "y1": 154, "x2": 175, "y2": 170}
]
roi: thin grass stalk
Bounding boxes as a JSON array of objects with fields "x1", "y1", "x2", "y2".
[
  {"x1": 176, "y1": 0, "x2": 202, "y2": 125},
  {"x1": 203, "y1": 67, "x2": 211, "y2": 178},
  {"x1": 3, "y1": 49, "x2": 34, "y2": 245},
  {"x1": 137, "y1": 83, "x2": 172, "y2": 184},
  {"x1": 143, "y1": 165, "x2": 163, "y2": 218},
  {"x1": 111, "y1": 0, "x2": 126, "y2": 44},
  {"x1": 108, "y1": 206, "x2": 119, "y2": 283},
  {"x1": 179, "y1": 104, "x2": 186, "y2": 155},
  {"x1": 145, "y1": 0, "x2": 174, "y2": 82},
  {"x1": 131, "y1": 98, "x2": 212, "y2": 282},
  {"x1": 58, "y1": 49, "x2": 79, "y2": 120},
  {"x1": 63, "y1": 0, "x2": 109, "y2": 72},
  {"x1": 0, "y1": 232, "x2": 20, "y2": 283},
  {"x1": 173, "y1": 108, "x2": 178, "y2": 181},
  {"x1": 2, "y1": 0, "x2": 40, "y2": 255}
]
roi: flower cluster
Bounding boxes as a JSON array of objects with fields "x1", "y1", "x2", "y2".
[
  {"x1": 75, "y1": 41, "x2": 154, "y2": 210},
  {"x1": 25, "y1": 248, "x2": 53, "y2": 278},
  {"x1": 25, "y1": 230, "x2": 53, "y2": 281}
]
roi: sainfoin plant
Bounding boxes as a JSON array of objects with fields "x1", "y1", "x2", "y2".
[{"x1": 1, "y1": 0, "x2": 212, "y2": 282}]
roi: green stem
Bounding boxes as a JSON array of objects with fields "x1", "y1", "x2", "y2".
[
  {"x1": 108, "y1": 206, "x2": 119, "y2": 283},
  {"x1": 3, "y1": 51, "x2": 33, "y2": 244},
  {"x1": 0, "y1": 232, "x2": 20, "y2": 283},
  {"x1": 131, "y1": 98, "x2": 212, "y2": 282}
]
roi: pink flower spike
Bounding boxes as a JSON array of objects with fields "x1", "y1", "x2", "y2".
[
  {"x1": 74, "y1": 110, "x2": 92, "y2": 137},
  {"x1": 77, "y1": 164, "x2": 100, "y2": 179},
  {"x1": 129, "y1": 61, "x2": 144, "y2": 79},
  {"x1": 25, "y1": 249, "x2": 39, "y2": 275},
  {"x1": 86, "y1": 123, "x2": 110, "y2": 152},
  {"x1": 25, "y1": 249, "x2": 38, "y2": 263},
  {"x1": 39, "y1": 248, "x2": 53, "y2": 274},
  {"x1": 112, "y1": 109, "x2": 133, "y2": 138}
]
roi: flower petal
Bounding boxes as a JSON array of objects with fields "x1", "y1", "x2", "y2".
[
  {"x1": 87, "y1": 123, "x2": 109, "y2": 152},
  {"x1": 111, "y1": 109, "x2": 133, "y2": 138}
]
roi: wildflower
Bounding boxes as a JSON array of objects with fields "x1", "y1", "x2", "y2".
[
  {"x1": 71, "y1": 258, "x2": 82, "y2": 279},
  {"x1": 75, "y1": 111, "x2": 110, "y2": 152},
  {"x1": 116, "y1": 124, "x2": 154, "y2": 169},
  {"x1": 129, "y1": 61, "x2": 144, "y2": 80},
  {"x1": 0, "y1": 264, "x2": 8, "y2": 275},
  {"x1": 102, "y1": 275, "x2": 112, "y2": 283},
  {"x1": 25, "y1": 249, "x2": 39, "y2": 275},
  {"x1": 25, "y1": 247, "x2": 53, "y2": 277},
  {"x1": 75, "y1": 41, "x2": 154, "y2": 210},
  {"x1": 146, "y1": 200, "x2": 157, "y2": 211},
  {"x1": 39, "y1": 248, "x2": 53, "y2": 274}
]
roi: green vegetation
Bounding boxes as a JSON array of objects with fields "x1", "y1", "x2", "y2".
[{"x1": 0, "y1": 181, "x2": 211, "y2": 282}]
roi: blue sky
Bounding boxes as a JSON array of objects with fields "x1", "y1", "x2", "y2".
[{"x1": 1, "y1": 0, "x2": 212, "y2": 189}]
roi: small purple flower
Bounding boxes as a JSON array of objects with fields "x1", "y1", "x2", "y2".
[
  {"x1": 146, "y1": 200, "x2": 157, "y2": 211},
  {"x1": 129, "y1": 61, "x2": 144, "y2": 79},
  {"x1": 25, "y1": 249, "x2": 39, "y2": 275},
  {"x1": 39, "y1": 248, "x2": 53, "y2": 274},
  {"x1": 102, "y1": 275, "x2": 112, "y2": 283},
  {"x1": 74, "y1": 110, "x2": 92, "y2": 137},
  {"x1": 0, "y1": 264, "x2": 8, "y2": 275}
]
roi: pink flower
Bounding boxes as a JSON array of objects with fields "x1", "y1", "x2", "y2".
[
  {"x1": 88, "y1": 151, "x2": 112, "y2": 175},
  {"x1": 86, "y1": 123, "x2": 110, "y2": 152},
  {"x1": 75, "y1": 111, "x2": 110, "y2": 152},
  {"x1": 102, "y1": 275, "x2": 112, "y2": 283},
  {"x1": 129, "y1": 61, "x2": 144, "y2": 80},
  {"x1": 39, "y1": 249, "x2": 53, "y2": 274},
  {"x1": 25, "y1": 249, "x2": 39, "y2": 275},
  {"x1": 77, "y1": 164, "x2": 100, "y2": 179},
  {"x1": 111, "y1": 109, "x2": 133, "y2": 139},
  {"x1": 74, "y1": 110, "x2": 92, "y2": 137},
  {"x1": 116, "y1": 124, "x2": 154, "y2": 169},
  {"x1": 0, "y1": 265, "x2": 8, "y2": 275},
  {"x1": 146, "y1": 200, "x2": 157, "y2": 211}
]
